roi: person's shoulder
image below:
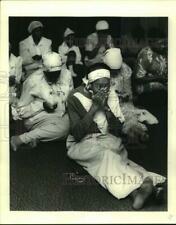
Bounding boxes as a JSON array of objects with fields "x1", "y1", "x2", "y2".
[
  {"x1": 61, "y1": 67, "x2": 71, "y2": 77},
  {"x1": 121, "y1": 62, "x2": 132, "y2": 78},
  {"x1": 68, "y1": 85, "x2": 84, "y2": 100},
  {"x1": 10, "y1": 53, "x2": 17, "y2": 61},
  {"x1": 26, "y1": 69, "x2": 44, "y2": 84},
  {"x1": 58, "y1": 42, "x2": 65, "y2": 49},
  {"x1": 19, "y1": 36, "x2": 31, "y2": 45},
  {"x1": 72, "y1": 45, "x2": 80, "y2": 51},
  {"x1": 41, "y1": 37, "x2": 52, "y2": 44},
  {"x1": 107, "y1": 34, "x2": 113, "y2": 39}
]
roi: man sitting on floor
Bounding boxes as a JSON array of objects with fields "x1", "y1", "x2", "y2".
[{"x1": 11, "y1": 52, "x2": 73, "y2": 151}]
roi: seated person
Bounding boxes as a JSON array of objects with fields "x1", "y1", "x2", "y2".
[
  {"x1": 19, "y1": 21, "x2": 52, "y2": 77},
  {"x1": 134, "y1": 28, "x2": 167, "y2": 98},
  {"x1": 10, "y1": 52, "x2": 73, "y2": 151},
  {"x1": 66, "y1": 63, "x2": 166, "y2": 210},
  {"x1": 63, "y1": 50, "x2": 85, "y2": 88},
  {"x1": 58, "y1": 27, "x2": 82, "y2": 65},
  {"x1": 103, "y1": 48, "x2": 158, "y2": 147},
  {"x1": 84, "y1": 20, "x2": 114, "y2": 66},
  {"x1": 9, "y1": 43, "x2": 23, "y2": 105}
]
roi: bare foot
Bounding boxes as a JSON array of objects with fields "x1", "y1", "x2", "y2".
[
  {"x1": 10, "y1": 136, "x2": 23, "y2": 151},
  {"x1": 132, "y1": 177, "x2": 154, "y2": 210}
]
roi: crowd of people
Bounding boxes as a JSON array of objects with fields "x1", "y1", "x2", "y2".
[{"x1": 9, "y1": 20, "x2": 167, "y2": 210}]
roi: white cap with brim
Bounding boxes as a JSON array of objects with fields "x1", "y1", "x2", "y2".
[
  {"x1": 43, "y1": 52, "x2": 62, "y2": 72},
  {"x1": 103, "y1": 48, "x2": 123, "y2": 70},
  {"x1": 96, "y1": 20, "x2": 109, "y2": 31},
  {"x1": 64, "y1": 28, "x2": 75, "y2": 38},
  {"x1": 28, "y1": 21, "x2": 43, "y2": 34}
]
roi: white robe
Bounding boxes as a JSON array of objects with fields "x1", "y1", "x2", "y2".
[
  {"x1": 58, "y1": 42, "x2": 82, "y2": 64},
  {"x1": 19, "y1": 35, "x2": 52, "y2": 75},
  {"x1": 12, "y1": 68, "x2": 73, "y2": 145},
  {"x1": 9, "y1": 53, "x2": 22, "y2": 105},
  {"x1": 66, "y1": 91, "x2": 166, "y2": 199}
]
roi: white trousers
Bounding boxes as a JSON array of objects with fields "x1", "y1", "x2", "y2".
[
  {"x1": 20, "y1": 114, "x2": 70, "y2": 145},
  {"x1": 67, "y1": 133, "x2": 166, "y2": 199}
]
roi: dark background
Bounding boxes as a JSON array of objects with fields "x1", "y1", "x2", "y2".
[
  {"x1": 9, "y1": 17, "x2": 167, "y2": 56},
  {"x1": 10, "y1": 17, "x2": 168, "y2": 211}
]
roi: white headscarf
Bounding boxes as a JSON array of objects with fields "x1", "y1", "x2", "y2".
[
  {"x1": 82, "y1": 68, "x2": 110, "y2": 87},
  {"x1": 28, "y1": 21, "x2": 43, "y2": 34},
  {"x1": 103, "y1": 48, "x2": 123, "y2": 69}
]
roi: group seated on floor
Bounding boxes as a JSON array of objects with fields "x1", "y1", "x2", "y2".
[{"x1": 9, "y1": 20, "x2": 167, "y2": 210}]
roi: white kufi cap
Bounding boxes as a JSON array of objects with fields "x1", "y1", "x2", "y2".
[
  {"x1": 43, "y1": 52, "x2": 62, "y2": 72},
  {"x1": 96, "y1": 20, "x2": 109, "y2": 31}
]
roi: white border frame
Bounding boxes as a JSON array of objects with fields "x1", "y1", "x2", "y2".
[{"x1": 0, "y1": 0, "x2": 176, "y2": 224}]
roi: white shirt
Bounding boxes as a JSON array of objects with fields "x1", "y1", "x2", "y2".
[
  {"x1": 84, "y1": 32, "x2": 114, "y2": 66},
  {"x1": 9, "y1": 53, "x2": 22, "y2": 83},
  {"x1": 58, "y1": 41, "x2": 82, "y2": 64},
  {"x1": 19, "y1": 35, "x2": 52, "y2": 74},
  {"x1": 13, "y1": 67, "x2": 73, "y2": 120}
]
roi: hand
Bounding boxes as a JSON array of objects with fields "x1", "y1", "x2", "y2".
[
  {"x1": 32, "y1": 55, "x2": 42, "y2": 61},
  {"x1": 16, "y1": 106, "x2": 29, "y2": 118},
  {"x1": 9, "y1": 75, "x2": 16, "y2": 86},
  {"x1": 43, "y1": 101, "x2": 57, "y2": 113},
  {"x1": 92, "y1": 89, "x2": 109, "y2": 109}
]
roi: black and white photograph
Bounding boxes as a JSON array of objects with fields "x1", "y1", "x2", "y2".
[
  {"x1": 0, "y1": 0, "x2": 176, "y2": 224},
  {"x1": 9, "y1": 16, "x2": 168, "y2": 211}
]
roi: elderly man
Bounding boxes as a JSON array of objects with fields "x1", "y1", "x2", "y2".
[
  {"x1": 19, "y1": 21, "x2": 52, "y2": 77},
  {"x1": 66, "y1": 63, "x2": 166, "y2": 210},
  {"x1": 84, "y1": 20, "x2": 114, "y2": 66},
  {"x1": 11, "y1": 52, "x2": 73, "y2": 151}
]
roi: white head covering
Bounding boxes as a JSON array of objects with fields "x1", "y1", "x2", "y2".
[
  {"x1": 96, "y1": 20, "x2": 109, "y2": 31},
  {"x1": 64, "y1": 28, "x2": 75, "y2": 38},
  {"x1": 103, "y1": 48, "x2": 123, "y2": 69},
  {"x1": 82, "y1": 67, "x2": 110, "y2": 86},
  {"x1": 88, "y1": 69, "x2": 110, "y2": 83},
  {"x1": 43, "y1": 52, "x2": 62, "y2": 72},
  {"x1": 28, "y1": 21, "x2": 43, "y2": 34}
]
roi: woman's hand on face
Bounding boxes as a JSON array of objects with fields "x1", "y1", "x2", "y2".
[{"x1": 92, "y1": 88, "x2": 109, "y2": 108}]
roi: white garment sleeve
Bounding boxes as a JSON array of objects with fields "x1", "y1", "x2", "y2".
[
  {"x1": 17, "y1": 100, "x2": 44, "y2": 119},
  {"x1": 74, "y1": 46, "x2": 83, "y2": 64},
  {"x1": 58, "y1": 44, "x2": 67, "y2": 64},
  {"x1": 15, "y1": 57, "x2": 23, "y2": 83},
  {"x1": 19, "y1": 41, "x2": 34, "y2": 65},
  {"x1": 107, "y1": 87, "x2": 125, "y2": 123}
]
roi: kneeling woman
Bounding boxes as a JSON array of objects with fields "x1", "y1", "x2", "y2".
[{"x1": 66, "y1": 63, "x2": 166, "y2": 210}]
